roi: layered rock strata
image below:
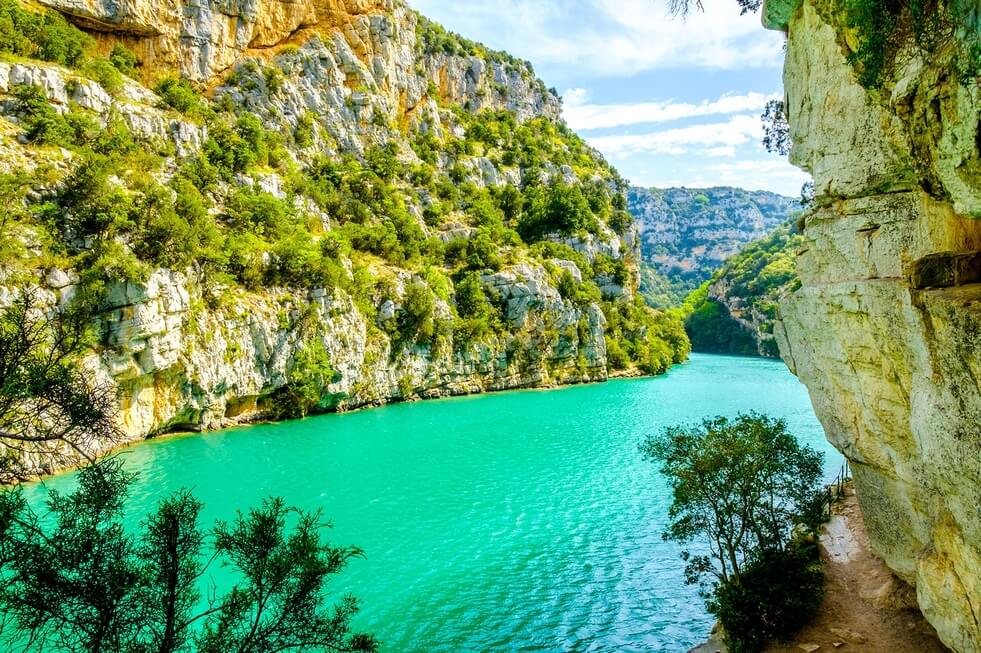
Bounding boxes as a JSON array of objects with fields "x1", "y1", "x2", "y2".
[{"x1": 766, "y1": 0, "x2": 981, "y2": 649}]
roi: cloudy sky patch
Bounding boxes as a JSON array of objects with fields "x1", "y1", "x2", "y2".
[{"x1": 411, "y1": 0, "x2": 809, "y2": 196}]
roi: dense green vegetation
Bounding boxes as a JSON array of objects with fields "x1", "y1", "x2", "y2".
[
  {"x1": 681, "y1": 220, "x2": 802, "y2": 357},
  {"x1": 681, "y1": 284, "x2": 760, "y2": 356},
  {"x1": 844, "y1": 0, "x2": 980, "y2": 86},
  {"x1": 0, "y1": 460, "x2": 378, "y2": 653},
  {"x1": 0, "y1": 294, "x2": 377, "y2": 652},
  {"x1": 641, "y1": 413, "x2": 826, "y2": 652},
  {"x1": 0, "y1": 0, "x2": 91, "y2": 67},
  {"x1": 0, "y1": 0, "x2": 687, "y2": 382}
]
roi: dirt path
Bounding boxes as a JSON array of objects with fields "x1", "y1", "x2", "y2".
[
  {"x1": 765, "y1": 484, "x2": 948, "y2": 653},
  {"x1": 691, "y1": 484, "x2": 948, "y2": 653}
]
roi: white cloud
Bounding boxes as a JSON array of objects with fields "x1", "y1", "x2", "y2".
[
  {"x1": 410, "y1": 0, "x2": 785, "y2": 77},
  {"x1": 585, "y1": 114, "x2": 762, "y2": 156},
  {"x1": 701, "y1": 146, "x2": 738, "y2": 157},
  {"x1": 563, "y1": 87, "x2": 591, "y2": 106},
  {"x1": 562, "y1": 91, "x2": 778, "y2": 130},
  {"x1": 631, "y1": 159, "x2": 811, "y2": 195}
]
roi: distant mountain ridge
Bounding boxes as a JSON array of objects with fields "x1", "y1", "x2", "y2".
[{"x1": 628, "y1": 186, "x2": 800, "y2": 306}]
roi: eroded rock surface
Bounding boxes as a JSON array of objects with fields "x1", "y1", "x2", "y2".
[{"x1": 766, "y1": 0, "x2": 981, "y2": 650}]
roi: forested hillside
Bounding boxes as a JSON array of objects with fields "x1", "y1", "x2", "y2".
[
  {"x1": 0, "y1": 0, "x2": 688, "y2": 474},
  {"x1": 682, "y1": 220, "x2": 802, "y2": 357},
  {"x1": 628, "y1": 186, "x2": 798, "y2": 306}
]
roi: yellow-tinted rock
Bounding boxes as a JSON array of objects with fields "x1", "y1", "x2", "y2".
[
  {"x1": 37, "y1": 0, "x2": 389, "y2": 81},
  {"x1": 770, "y1": 1, "x2": 981, "y2": 650}
]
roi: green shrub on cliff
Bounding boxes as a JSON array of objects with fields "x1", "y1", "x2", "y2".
[
  {"x1": 108, "y1": 43, "x2": 138, "y2": 76},
  {"x1": 641, "y1": 413, "x2": 826, "y2": 652},
  {"x1": 272, "y1": 339, "x2": 338, "y2": 418},
  {"x1": 155, "y1": 76, "x2": 204, "y2": 115},
  {"x1": 0, "y1": 0, "x2": 91, "y2": 68},
  {"x1": 453, "y1": 270, "x2": 496, "y2": 341},
  {"x1": 844, "y1": 0, "x2": 981, "y2": 86},
  {"x1": 13, "y1": 84, "x2": 75, "y2": 147}
]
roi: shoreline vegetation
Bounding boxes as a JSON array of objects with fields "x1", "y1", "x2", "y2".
[{"x1": 11, "y1": 360, "x2": 663, "y2": 485}]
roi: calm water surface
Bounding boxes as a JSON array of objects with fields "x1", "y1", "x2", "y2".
[{"x1": 27, "y1": 354, "x2": 841, "y2": 652}]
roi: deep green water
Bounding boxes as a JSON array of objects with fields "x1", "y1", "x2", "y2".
[{"x1": 26, "y1": 354, "x2": 840, "y2": 652}]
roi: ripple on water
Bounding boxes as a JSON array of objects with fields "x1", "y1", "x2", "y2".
[{"x1": 24, "y1": 354, "x2": 841, "y2": 652}]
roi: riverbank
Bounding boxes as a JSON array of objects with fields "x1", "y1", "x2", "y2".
[
  {"x1": 22, "y1": 354, "x2": 833, "y2": 651},
  {"x1": 5, "y1": 360, "x2": 663, "y2": 485},
  {"x1": 692, "y1": 484, "x2": 948, "y2": 653}
]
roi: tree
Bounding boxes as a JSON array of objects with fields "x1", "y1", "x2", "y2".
[
  {"x1": 274, "y1": 339, "x2": 337, "y2": 418},
  {"x1": 641, "y1": 413, "x2": 826, "y2": 652},
  {"x1": 761, "y1": 99, "x2": 791, "y2": 156},
  {"x1": 197, "y1": 498, "x2": 375, "y2": 653},
  {"x1": 640, "y1": 413, "x2": 823, "y2": 588},
  {"x1": 667, "y1": 0, "x2": 761, "y2": 16},
  {"x1": 0, "y1": 290, "x2": 119, "y2": 482},
  {"x1": 0, "y1": 292, "x2": 375, "y2": 652},
  {"x1": 0, "y1": 460, "x2": 378, "y2": 653}
]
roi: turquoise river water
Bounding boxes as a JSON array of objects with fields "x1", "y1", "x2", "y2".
[{"x1": 26, "y1": 353, "x2": 841, "y2": 652}]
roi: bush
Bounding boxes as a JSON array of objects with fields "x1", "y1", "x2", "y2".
[
  {"x1": 0, "y1": 0, "x2": 92, "y2": 68},
  {"x1": 14, "y1": 84, "x2": 75, "y2": 147},
  {"x1": 155, "y1": 76, "x2": 203, "y2": 115},
  {"x1": 48, "y1": 151, "x2": 136, "y2": 240},
  {"x1": 272, "y1": 338, "x2": 337, "y2": 418},
  {"x1": 453, "y1": 271, "x2": 494, "y2": 340},
  {"x1": 108, "y1": 43, "x2": 138, "y2": 76},
  {"x1": 710, "y1": 542, "x2": 824, "y2": 653},
  {"x1": 294, "y1": 111, "x2": 315, "y2": 147},
  {"x1": 131, "y1": 178, "x2": 224, "y2": 270},
  {"x1": 223, "y1": 186, "x2": 293, "y2": 238},
  {"x1": 203, "y1": 115, "x2": 270, "y2": 177},
  {"x1": 518, "y1": 179, "x2": 597, "y2": 242},
  {"x1": 395, "y1": 279, "x2": 436, "y2": 347},
  {"x1": 83, "y1": 57, "x2": 124, "y2": 96}
]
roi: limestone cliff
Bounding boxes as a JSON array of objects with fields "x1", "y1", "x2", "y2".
[
  {"x1": 629, "y1": 185, "x2": 798, "y2": 306},
  {"x1": 35, "y1": 0, "x2": 390, "y2": 83},
  {"x1": 765, "y1": 1, "x2": 981, "y2": 650},
  {"x1": 0, "y1": 0, "x2": 687, "y2": 479}
]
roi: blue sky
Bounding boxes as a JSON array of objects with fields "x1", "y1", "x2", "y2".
[{"x1": 410, "y1": 0, "x2": 811, "y2": 197}]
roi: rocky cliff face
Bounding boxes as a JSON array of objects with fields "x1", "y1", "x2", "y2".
[
  {"x1": 629, "y1": 186, "x2": 798, "y2": 306},
  {"x1": 766, "y1": 1, "x2": 981, "y2": 650},
  {"x1": 0, "y1": 0, "x2": 686, "y2": 478},
  {"x1": 88, "y1": 264, "x2": 609, "y2": 439},
  {"x1": 684, "y1": 220, "x2": 802, "y2": 358},
  {"x1": 36, "y1": 0, "x2": 389, "y2": 82}
]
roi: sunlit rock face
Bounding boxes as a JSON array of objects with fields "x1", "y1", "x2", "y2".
[
  {"x1": 34, "y1": 0, "x2": 400, "y2": 81},
  {"x1": 0, "y1": 0, "x2": 629, "y2": 475},
  {"x1": 766, "y1": 1, "x2": 981, "y2": 650}
]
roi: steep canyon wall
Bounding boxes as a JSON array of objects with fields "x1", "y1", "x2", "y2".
[{"x1": 765, "y1": 0, "x2": 981, "y2": 650}]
